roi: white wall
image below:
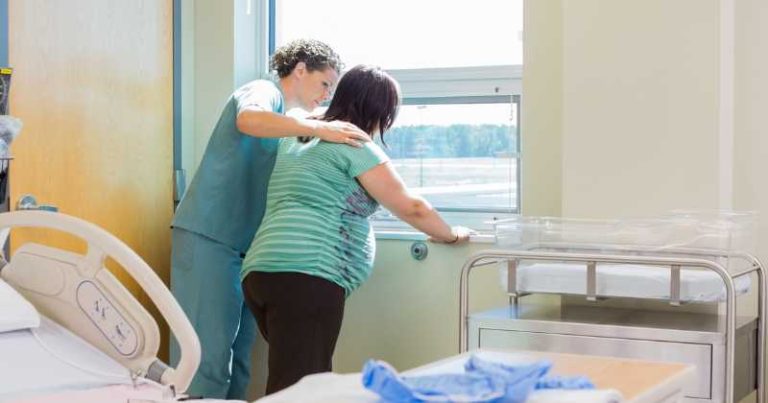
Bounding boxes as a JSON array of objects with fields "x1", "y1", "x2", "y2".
[{"x1": 561, "y1": 0, "x2": 721, "y2": 219}]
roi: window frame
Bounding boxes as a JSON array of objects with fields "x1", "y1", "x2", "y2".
[
  {"x1": 373, "y1": 93, "x2": 521, "y2": 236},
  {"x1": 263, "y1": 2, "x2": 523, "y2": 236}
]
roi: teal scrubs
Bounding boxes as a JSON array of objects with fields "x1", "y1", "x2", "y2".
[{"x1": 170, "y1": 79, "x2": 283, "y2": 399}]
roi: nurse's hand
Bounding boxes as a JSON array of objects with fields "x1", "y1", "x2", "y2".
[{"x1": 312, "y1": 120, "x2": 371, "y2": 147}]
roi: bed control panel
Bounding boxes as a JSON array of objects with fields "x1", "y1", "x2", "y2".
[{"x1": 76, "y1": 280, "x2": 138, "y2": 356}]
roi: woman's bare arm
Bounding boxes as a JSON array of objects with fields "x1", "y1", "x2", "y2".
[{"x1": 358, "y1": 162, "x2": 471, "y2": 243}]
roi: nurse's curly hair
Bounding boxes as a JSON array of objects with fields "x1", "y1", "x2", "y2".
[{"x1": 270, "y1": 39, "x2": 343, "y2": 78}]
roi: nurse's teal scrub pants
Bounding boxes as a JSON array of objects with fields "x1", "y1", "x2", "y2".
[{"x1": 169, "y1": 228, "x2": 257, "y2": 399}]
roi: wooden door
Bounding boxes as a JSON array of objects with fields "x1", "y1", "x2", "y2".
[{"x1": 8, "y1": 0, "x2": 174, "y2": 355}]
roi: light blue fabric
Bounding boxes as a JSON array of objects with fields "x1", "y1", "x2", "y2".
[
  {"x1": 464, "y1": 355, "x2": 594, "y2": 393},
  {"x1": 172, "y1": 79, "x2": 283, "y2": 253},
  {"x1": 362, "y1": 355, "x2": 594, "y2": 403},
  {"x1": 363, "y1": 361, "x2": 507, "y2": 402},
  {"x1": 169, "y1": 228, "x2": 257, "y2": 399}
]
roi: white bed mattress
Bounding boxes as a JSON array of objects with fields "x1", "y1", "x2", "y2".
[
  {"x1": 0, "y1": 316, "x2": 136, "y2": 401},
  {"x1": 0, "y1": 278, "x2": 39, "y2": 333},
  {"x1": 501, "y1": 263, "x2": 751, "y2": 302}
]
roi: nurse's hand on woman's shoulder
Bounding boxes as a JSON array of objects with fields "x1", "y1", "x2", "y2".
[
  {"x1": 428, "y1": 226, "x2": 474, "y2": 245},
  {"x1": 312, "y1": 120, "x2": 371, "y2": 148}
]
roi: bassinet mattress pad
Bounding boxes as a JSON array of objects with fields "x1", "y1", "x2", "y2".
[{"x1": 502, "y1": 262, "x2": 751, "y2": 302}]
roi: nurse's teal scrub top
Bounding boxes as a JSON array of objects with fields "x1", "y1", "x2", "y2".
[{"x1": 173, "y1": 79, "x2": 284, "y2": 253}]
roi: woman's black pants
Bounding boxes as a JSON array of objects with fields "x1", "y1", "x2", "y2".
[{"x1": 242, "y1": 271, "x2": 346, "y2": 395}]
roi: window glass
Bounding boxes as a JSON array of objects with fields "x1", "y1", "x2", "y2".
[
  {"x1": 275, "y1": 0, "x2": 523, "y2": 69},
  {"x1": 275, "y1": 0, "x2": 523, "y2": 218},
  {"x1": 383, "y1": 101, "x2": 519, "y2": 211}
]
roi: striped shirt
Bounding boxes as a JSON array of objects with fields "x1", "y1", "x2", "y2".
[{"x1": 241, "y1": 137, "x2": 389, "y2": 294}]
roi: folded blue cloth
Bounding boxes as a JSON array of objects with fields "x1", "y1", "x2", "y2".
[
  {"x1": 362, "y1": 354, "x2": 594, "y2": 403},
  {"x1": 464, "y1": 355, "x2": 595, "y2": 391},
  {"x1": 362, "y1": 359, "x2": 508, "y2": 402}
]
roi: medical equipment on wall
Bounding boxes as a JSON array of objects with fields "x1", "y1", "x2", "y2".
[{"x1": 459, "y1": 212, "x2": 766, "y2": 403}]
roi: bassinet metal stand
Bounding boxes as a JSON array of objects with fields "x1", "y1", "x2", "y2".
[{"x1": 459, "y1": 248, "x2": 766, "y2": 403}]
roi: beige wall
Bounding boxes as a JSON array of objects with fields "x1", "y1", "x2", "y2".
[
  {"x1": 734, "y1": 0, "x2": 768, "y2": 259},
  {"x1": 733, "y1": 1, "x2": 768, "y2": 373},
  {"x1": 180, "y1": 1, "x2": 196, "y2": 188},
  {"x1": 523, "y1": 0, "x2": 727, "y2": 220},
  {"x1": 524, "y1": 0, "x2": 768, "y2": 270},
  {"x1": 333, "y1": 241, "x2": 515, "y2": 372},
  {"x1": 524, "y1": 3, "x2": 767, "y2": 399},
  {"x1": 185, "y1": 0, "x2": 236, "y2": 173},
  {"x1": 561, "y1": 0, "x2": 721, "y2": 219},
  {"x1": 521, "y1": 0, "x2": 563, "y2": 217},
  {"x1": 182, "y1": 0, "x2": 259, "y2": 178}
]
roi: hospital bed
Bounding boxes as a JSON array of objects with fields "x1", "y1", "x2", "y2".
[
  {"x1": 256, "y1": 349, "x2": 694, "y2": 403},
  {"x1": 0, "y1": 210, "x2": 202, "y2": 401},
  {"x1": 459, "y1": 213, "x2": 767, "y2": 403}
]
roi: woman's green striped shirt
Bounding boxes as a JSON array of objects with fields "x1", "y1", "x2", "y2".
[{"x1": 241, "y1": 137, "x2": 389, "y2": 295}]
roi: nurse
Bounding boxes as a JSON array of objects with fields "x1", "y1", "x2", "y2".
[{"x1": 169, "y1": 39, "x2": 368, "y2": 399}]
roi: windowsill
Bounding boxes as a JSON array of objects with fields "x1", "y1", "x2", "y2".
[
  {"x1": 371, "y1": 210, "x2": 515, "y2": 244},
  {"x1": 374, "y1": 229, "x2": 496, "y2": 244}
]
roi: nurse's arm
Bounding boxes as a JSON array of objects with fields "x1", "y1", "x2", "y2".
[
  {"x1": 357, "y1": 162, "x2": 470, "y2": 244},
  {"x1": 236, "y1": 108, "x2": 369, "y2": 147}
]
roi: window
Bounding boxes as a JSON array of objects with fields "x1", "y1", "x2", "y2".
[
  {"x1": 267, "y1": 0, "x2": 523, "y2": 233},
  {"x1": 386, "y1": 99, "x2": 519, "y2": 211},
  {"x1": 273, "y1": 0, "x2": 522, "y2": 69}
]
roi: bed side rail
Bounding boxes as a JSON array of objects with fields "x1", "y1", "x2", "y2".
[{"x1": 0, "y1": 211, "x2": 200, "y2": 394}]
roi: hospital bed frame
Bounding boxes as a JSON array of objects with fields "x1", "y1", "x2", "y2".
[
  {"x1": 458, "y1": 245, "x2": 767, "y2": 403},
  {"x1": 0, "y1": 210, "x2": 200, "y2": 395}
]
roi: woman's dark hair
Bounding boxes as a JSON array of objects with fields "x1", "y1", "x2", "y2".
[
  {"x1": 321, "y1": 65, "x2": 400, "y2": 144},
  {"x1": 270, "y1": 39, "x2": 343, "y2": 78}
]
